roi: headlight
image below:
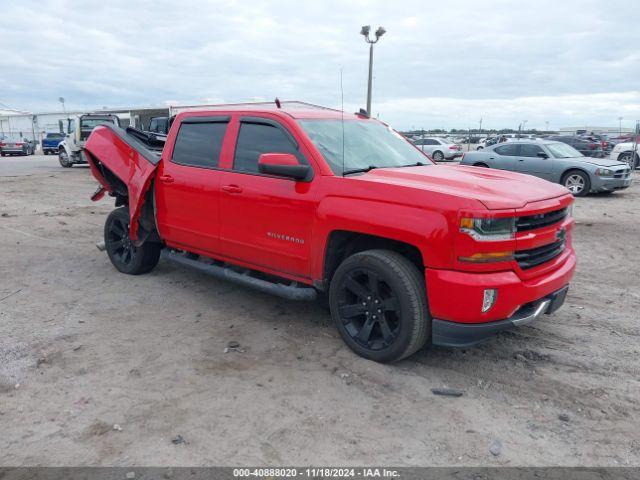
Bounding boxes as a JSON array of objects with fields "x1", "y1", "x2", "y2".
[
  {"x1": 595, "y1": 168, "x2": 614, "y2": 177},
  {"x1": 460, "y1": 217, "x2": 516, "y2": 241}
]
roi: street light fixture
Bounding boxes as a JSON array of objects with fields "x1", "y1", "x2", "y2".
[
  {"x1": 58, "y1": 97, "x2": 66, "y2": 113},
  {"x1": 360, "y1": 25, "x2": 386, "y2": 116}
]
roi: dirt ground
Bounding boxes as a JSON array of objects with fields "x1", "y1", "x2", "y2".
[{"x1": 1, "y1": 155, "x2": 639, "y2": 467}]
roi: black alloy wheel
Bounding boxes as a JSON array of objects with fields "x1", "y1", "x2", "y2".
[
  {"x1": 329, "y1": 250, "x2": 430, "y2": 363},
  {"x1": 104, "y1": 207, "x2": 161, "y2": 275},
  {"x1": 337, "y1": 267, "x2": 401, "y2": 351}
]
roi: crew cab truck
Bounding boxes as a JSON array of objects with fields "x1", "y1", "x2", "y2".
[
  {"x1": 58, "y1": 113, "x2": 120, "y2": 167},
  {"x1": 42, "y1": 132, "x2": 65, "y2": 155},
  {"x1": 84, "y1": 102, "x2": 576, "y2": 363}
]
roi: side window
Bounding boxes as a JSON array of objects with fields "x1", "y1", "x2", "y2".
[
  {"x1": 234, "y1": 122, "x2": 305, "y2": 173},
  {"x1": 494, "y1": 144, "x2": 518, "y2": 156},
  {"x1": 171, "y1": 122, "x2": 228, "y2": 168},
  {"x1": 520, "y1": 144, "x2": 544, "y2": 157}
]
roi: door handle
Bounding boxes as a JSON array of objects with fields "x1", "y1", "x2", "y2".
[
  {"x1": 159, "y1": 174, "x2": 174, "y2": 183},
  {"x1": 518, "y1": 159, "x2": 524, "y2": 161},
  {"x1": 222, "y1": 184, "x2": 243, "y2": 194}
]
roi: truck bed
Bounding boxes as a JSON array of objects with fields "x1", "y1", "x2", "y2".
[{"x1": 84, "y1": 124, "x2": 165, "y2": 240}]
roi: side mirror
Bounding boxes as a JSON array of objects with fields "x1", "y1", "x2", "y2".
[
  {"x1": 258, "y1": 153, "x2": 311, "y2": 181},
  {"x1": 537, "y1": 152, "x2": 549, "y2": 158}
]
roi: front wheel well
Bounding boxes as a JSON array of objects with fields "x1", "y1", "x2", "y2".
[
  {"x1": 323, "y1": 231, "x2": 424, "y2": 289},
  {"x1": 617, "y1": 151, "x2": 639, "y2": 166},
  {"x1": 560, "y1": 167, "x2": 590, "y2": 183}
]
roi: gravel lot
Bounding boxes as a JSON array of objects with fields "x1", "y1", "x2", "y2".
[{"x1": 1, "y1": 155, "x2": 639, "y2": 466}]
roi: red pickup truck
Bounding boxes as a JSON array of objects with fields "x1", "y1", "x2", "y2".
[{"x1": 84, "y1": 101, "x2": 576, "y2": 363}]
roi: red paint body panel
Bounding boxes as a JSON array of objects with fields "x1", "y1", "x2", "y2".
[
  {"x1": 426, "y1": 248, "x2": 576, "y2": 323},
  {"x1": 84, "y1": 104, "x2": 577, "y2": 326}
]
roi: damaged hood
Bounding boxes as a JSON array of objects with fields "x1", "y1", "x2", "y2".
[{"x1": 359, "y1": 164, "x2": 569, "y2": 210}]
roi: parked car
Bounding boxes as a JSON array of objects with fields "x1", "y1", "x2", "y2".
[
  {"x1": 42, "y1": 132, "x2": 65, "y2": 155},
  {"x1": 609, "y1": 141, "x2": 639, "y2": 169},
  {"x1": 0, "y1": 137, "x2": 35, "y2": 156},
  {"x1": 546, "y1": 135, "x2": 605, "y2": 158},
  {"x1": 476, "y1": 135, "x2": 520, "y2": 150},
  {"x1": 83, "y1": 102, "x2": 576, "y2": 363},
  {"x1": 461, "y1": 141, "x2": 632, "y2": 196},
  {"x1": 58, "y1": 113, "x2": 120, "y2": 167},
  {"x1": 413, "y1": 137, "x2": 463, "y2": 161},
  {"x1": 578, "y1": 133, "x2": 612, "y2": 154}
]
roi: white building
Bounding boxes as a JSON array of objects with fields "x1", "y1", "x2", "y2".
[
  {"x1": 559, "y1": 126, "x2": 634, "y2": 136},
  {"x1": 1, "y1": 106, "x2": 169, "y2": 148}
]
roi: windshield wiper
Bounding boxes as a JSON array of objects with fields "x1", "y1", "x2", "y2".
[
  {"x1": 343, "y1": 165, "x2": 378, "y2": 176},
  {"x1": 397, "y1": 161, "x2": 426, "y2": 168}
]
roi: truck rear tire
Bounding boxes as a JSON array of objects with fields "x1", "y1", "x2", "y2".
[
  {"x1": 329, "y1": 249, "x2": 430, "y2": 363},
  {"x1": 104, "y1": 207, "x2": 162, "y2": 275}
]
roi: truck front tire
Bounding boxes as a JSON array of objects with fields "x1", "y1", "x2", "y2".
[
  {"x1": 59, "y1": 148, "x2": 72, "y2": 168},
  {"x1": 104, "y1": 207, "x2": 162, "y2": 275},
  {"x1": 329, "y1": 249, "x2": 431, "y2": 363}
]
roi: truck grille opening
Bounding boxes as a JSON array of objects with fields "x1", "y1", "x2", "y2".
[
  {"x1": 516, "y1": 207, "x2": 567, "y2": 232},
  {"x1": 515, "y1": 238, "x2": 566, "y2": 270}
]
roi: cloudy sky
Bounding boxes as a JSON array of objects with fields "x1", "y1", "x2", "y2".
[{"x1": 1, "y1": 0, "x2": 638, "y2": 130}]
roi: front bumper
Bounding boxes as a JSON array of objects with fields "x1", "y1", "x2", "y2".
[
  {"x1": 591, "y1": 175, "x2": 632, "y2": 192},
  {"x1": 425, "y1": 248, "x2": 575, "y2": 323},
  {"x1": 432, "y1": 286, "x2": 568, "y2": 347}
]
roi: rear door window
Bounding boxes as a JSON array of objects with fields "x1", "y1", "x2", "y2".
[
  {"x1": 494, "y1": 144, "x2": 519, "y2": 156},
  {"x1": 172, "y1": 121, "x2": 228, "y2": 168}
]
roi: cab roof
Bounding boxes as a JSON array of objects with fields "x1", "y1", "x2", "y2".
[{"x1": 174, "y1": 100, "x2": 366, "y2": 121}]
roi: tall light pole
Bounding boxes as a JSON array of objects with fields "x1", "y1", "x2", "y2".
[
  {"x1": 545, "y1": 120, "x2": 549, "y2": 132},
  {"x1": 360, "y1": 25, "x2": 386, "y2": 117},
  {"x1": 58, "y1": 97, "x2": 66, "y2": 113}
]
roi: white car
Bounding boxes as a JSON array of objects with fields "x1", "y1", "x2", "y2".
[
  {"x1": 610, "y1": 142, "x2": 639, "y2": 169},
  {"x1": 413, "y1": 137, "x2": 463, "y2": 161}
]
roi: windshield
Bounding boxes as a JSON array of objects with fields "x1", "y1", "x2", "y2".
[
  {"x1": 547, "y1": 142, "x2": 583, "y2": 158},
  {"x1": 298, "y1": 119, "x2": 432, "y2": 175},
  {"x1": 80, "y1": 118, "x2": 116, "y2": 129},
  {"x1": 46, "y1": 133, "x2": 64, "y2": 139}
]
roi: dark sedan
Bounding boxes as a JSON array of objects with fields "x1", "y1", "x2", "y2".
[
  {"x1": 0, "y1": 138, "x2": 36, "y2": 156},
  {"x1": 547, "y1": 135, "x2": 604, "y2": 158}
]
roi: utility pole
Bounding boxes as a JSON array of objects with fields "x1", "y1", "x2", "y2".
[{"x1": 360, "y1": 25, "x2": 386, "y2": 117}]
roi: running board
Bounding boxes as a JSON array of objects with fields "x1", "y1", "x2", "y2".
[{"x1": 161, "y1": 250, "x2": 317, "y2": 301}]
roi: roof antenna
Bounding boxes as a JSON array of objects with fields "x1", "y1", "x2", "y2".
[
  {"x1": 340, "y1": 68, "x2": 345, "y2": 176},
  {"x1": 274, "y1": 97, "x2": 281, "y2": 109}
]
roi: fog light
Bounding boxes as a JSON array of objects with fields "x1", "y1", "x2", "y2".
[{"x1": 482, "y1": 289, "x2": 498, "y2": 313}]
